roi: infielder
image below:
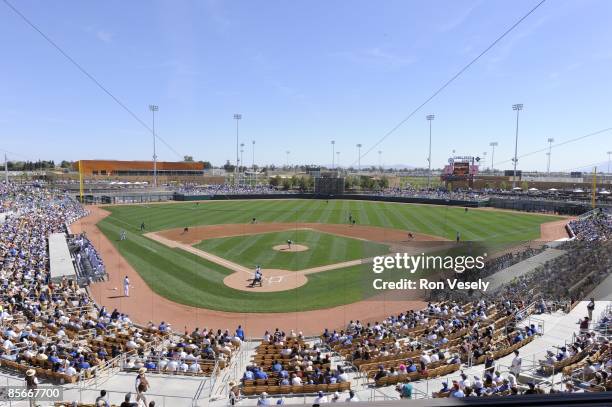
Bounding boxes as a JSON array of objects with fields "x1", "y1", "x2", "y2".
[{"x1": 124, "y1": 275, "x2": 130, "y2": 297}]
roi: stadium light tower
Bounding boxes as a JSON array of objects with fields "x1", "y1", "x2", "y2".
[
  {"x1": 426, "y1": 114, "x2": 435, "y2": 188},
  {"x1": 378, "y1": 150, "x2": 382, "y2": 170},
  {"x1": 546, "y1": 138, "x2": 554, "y2": 175},
  {"x1": 148, "y1": 105, "x2": 159, "y2": 188},
  {"x1": 252, "y1": 140, "x2": 256, "y2": 171},
  {"x1": 336, "y1": 151, "x2": 340, "y2": 168},
  {"x1": 331, "y1": 140, "x2": 335, "y2": 169},
  {"x1": 511, "y1": 104, "x2": 523, "y2": 189},
  {"x1": 286, "y1": 150, "x2": 290, "y2": 169},
  {"x1": 240, "y1": 143, "x2": 245, "y2": 172},
  {"x1": 233, "y1": 114, "x2": 242, "y2": 180},
  {"x1": 489, "y1": 142, "x2": 498, "y2": 172},
  {"x1": 608, "y1": 151, "x2": 612, "y2": 174},
  {"x1": 356, "y1": 144, "x2": 362, "y2": 171}
]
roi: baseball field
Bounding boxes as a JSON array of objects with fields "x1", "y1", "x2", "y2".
[{"x1": 93, "y1": 199, "x2": 566, "y2": 313}]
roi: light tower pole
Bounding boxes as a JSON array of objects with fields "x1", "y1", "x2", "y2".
[
  {"x1": 489, "y1": 142, "x2": 498, "y2": 172},
  {"x1": 607, "y1": 151, "x2": 612, "y2": 174},
  {"x1": 149, "y1": 105, "x2": 159, "y2": 188},
  {"x1": 233, "y1": 114, "x2": 242, "y2": 183},
  {"x1": 286, "y1": 150, "x2": 290, "y2": 169},
  {"x1": 546, "y1": 138, "x2": 554, "y2": 175},
  {"x1": 331, "y1": 140, "x2": 335, "y2": 169},
  {"x1": 378, "y1": 150, "x2": 382, "y2": 170},
  {"x1": 240, "y1": 143, "x2": 245, "y2": 172},
  {"x1": 511, "y1": 104, "x2": 523, "y2": 189},
  {"x1": 336, "y1": 151, "x2": 340, "y2": 168},
  {"x1": 252, "y1": 140, "x2": 256, "y2": 171},
  {"x1": 426, "y1": 114, "x2": 435, "y2": 188},
  {"x1": 356, "y1": 144, "x2": 362, "y2": 171}
]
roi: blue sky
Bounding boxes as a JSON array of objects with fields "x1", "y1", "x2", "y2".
[{"x1": 1, "y1": 0, "x2": 611, "y2": 171}]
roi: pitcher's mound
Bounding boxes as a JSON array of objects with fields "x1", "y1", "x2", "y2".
[
  {"x1": 224, "y1": 269, "x2": 308, "y2": 292},
  {"x1": 273, "y1": 244, "x2": 309, "y2": 252}
]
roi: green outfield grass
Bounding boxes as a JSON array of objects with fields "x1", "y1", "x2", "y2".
[
  {"x1": 194, "y1": 229, "x2": 390, "y2": 271},
  {"x1": 96, "y1": 199, "x2": 564, "y2": 312}
]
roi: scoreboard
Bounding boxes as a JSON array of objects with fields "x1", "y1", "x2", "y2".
[
  {"x1": 453, "y1": 162, "x2": 470, "y2": 176},
  {"x1": 441, "y1": 156, "x2": 479, "y2": 186}
]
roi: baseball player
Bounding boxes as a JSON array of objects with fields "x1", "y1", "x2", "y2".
[{"x1": 123, "y1": 275, "x2": 130, "y2": 297}]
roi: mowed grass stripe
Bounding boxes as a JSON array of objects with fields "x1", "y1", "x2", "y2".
[
  {"x1": 356, "y1": 201, "x2": 370, "y2": 225},
  {"x1": 442, "y1": 211, "x2": 489, "y2": 241},
  {"x1": 383, "y1": 204, "x2": 417, "y2": 233}
]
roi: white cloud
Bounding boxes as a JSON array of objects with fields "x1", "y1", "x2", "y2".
[
  {"x1": 436, "y1": 0, "x2": 482, "y2": 33},
  {"x1": 332, "y1": 47, "x2": 415, "y2": 70},
  {"x1": 96, "y1": 30, "x2": 114, "y2": 43},
  {"x1": 161, "y1": 59, "x2": 200, "y2": 76}
]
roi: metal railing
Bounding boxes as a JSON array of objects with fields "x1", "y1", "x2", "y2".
[
  {"x1": 369, "y1": 387, "x2": 399, "y2": 402},
  {"x1": 61, "y1": 386, "x2": 198, "y2": 407},
  {"x1": 78, "y1": 353, "x2": 124, "y2": 389}
]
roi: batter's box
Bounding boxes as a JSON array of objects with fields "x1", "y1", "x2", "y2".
[{"x1": 268, "y1": 276, "x2": 284, "y2": 284}]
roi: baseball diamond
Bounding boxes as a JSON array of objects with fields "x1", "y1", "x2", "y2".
[{"x1": 89, "y1": 199, "x2": 566, "y2": 315}]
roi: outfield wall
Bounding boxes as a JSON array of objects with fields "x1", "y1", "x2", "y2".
[
  {"x1": 80, "y1": 191, "x2": 592, "y2": 215},
  {"x1": 172, "y1": 192, "x2": 485, "y2": 207}
]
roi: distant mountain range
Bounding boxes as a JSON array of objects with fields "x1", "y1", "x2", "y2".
[
  {"x1": 571, "y1": 160, "x2": 612, "y2": 173},
  {"x1": 326, "y1": 163, "x2": 418, "y2": 170}
]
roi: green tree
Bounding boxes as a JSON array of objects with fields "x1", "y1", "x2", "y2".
[
  {"x1": 296, "y1": 176, "x2": 313, "y2": 191},
  {"x1": 269, "y1": 175, "x2": 281, "y2": 187},
  {"x1": 281, "y1": 178, "x2": 292, "y2": 190},
  {"x1": 378, "y1": 176, "x2": 389, "y2": 189}
]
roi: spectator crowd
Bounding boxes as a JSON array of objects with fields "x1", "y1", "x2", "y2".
[
  {"x1": 0, "y1": 182, "x2": 242, "y2": 407},
  {"x1": 568, "y1": 209, "x2": 612, "y2": 241}
]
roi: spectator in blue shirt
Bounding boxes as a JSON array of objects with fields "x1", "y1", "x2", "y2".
[
  {"x1": 397, "y1": 381, "x2": 413, "y2": 399},
  {"x1": 450, "y1": 383, "x2": 465, "y2": 397},
  {"x1": 243, "y1": 368, "x2": 254, "y2": 381},
  {"x1": 257, "y1": 392, "x2": 269, "y2": 406},
  {"x1": 236, "y1": 326, "x2": 245, "y2": 341},
  {"x1": 513, "y1": 332, "x2": 524, "y2": 344},
  {"x1": 254, "y1": 368, "x2": 268, "y2": 380}
]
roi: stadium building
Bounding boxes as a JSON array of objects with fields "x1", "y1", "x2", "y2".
[
  {"x1": 74, "y1": 159, "x2": 205, "y2": 177},
  {"x1": 66, "y1": 159, "x2": 227, "y2": 186}
]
